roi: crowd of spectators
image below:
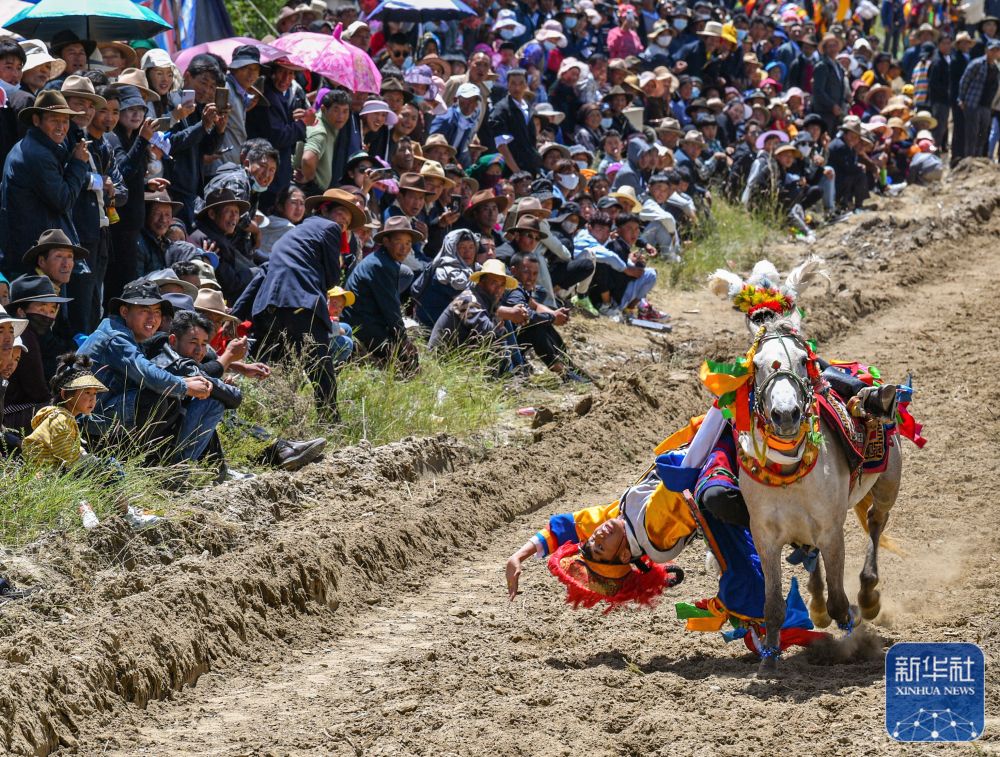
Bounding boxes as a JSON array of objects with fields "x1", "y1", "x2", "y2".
[{"x1": 0, "y1": 0, "x2": 994, "y2": 506}]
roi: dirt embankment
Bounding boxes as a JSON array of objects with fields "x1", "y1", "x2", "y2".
[{"x1": 1, "y1": 162, "x2": 999, "y2": 755}]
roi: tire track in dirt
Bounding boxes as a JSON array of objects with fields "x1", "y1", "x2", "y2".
[{"x1": 76, "y1": 171, "x2": 1000, "y2": 755}]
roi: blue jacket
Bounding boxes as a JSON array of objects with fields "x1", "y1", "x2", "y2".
[
  {"x1": 0, "y1": 127, "x2": 89, "y2": 275},
  {"x1": 342, "y1": 248, "x2": 404, "y2": 349},
  {"x1": 251, "y1": 215, "x2": 342, "y2": 330},
  {"x1": 429, "y1": 107, "x2": 476, "y2": 166},
  {"x1": 77, "y1": 315, "x2": 188, "y2": 424}
]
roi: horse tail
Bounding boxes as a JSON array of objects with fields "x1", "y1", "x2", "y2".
[{"x1": 853, "y1": 499, "x2": 907, "y2": 556}]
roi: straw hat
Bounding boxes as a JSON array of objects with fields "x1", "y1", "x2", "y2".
[
  {"x1": 61, "y1": 371, "x2": 108, "y2": 393},
  {"x1": 471, "y1": 258, "x2": 517, "y2": 289},
  {"x1": 194, "y1": 288, "x2": 239, "y2": 323},
  {"x1": 698, "y1": 21, "x2": 724, "y2": 37},
  {"x1": 608, "y1": 185, "x2": 642, "y2": 213},
  {"x1": 773, "y1": 143, "x2": 801, "y2": 159},
  {"x1": 98, "y1": 41, "x2": 139, "y2": 69},
  {"x1": 910, "y1": 109, "x2": 938, "y2": 130},
  {"x1": 419, "y1": 159, "x2": 456, "y2": 189},
  {"x1": 326, "y1": 285, "x2": 356, "y2": 306},
  {"x1": 116, "y1": 67, "x2": 160, "y2": 101},
  {"x1": 304, "y1": 188, "x2": 366, "y2": 230},
  {"x1": 533, "y1": 102, "x2": 566, "y2": 125}
]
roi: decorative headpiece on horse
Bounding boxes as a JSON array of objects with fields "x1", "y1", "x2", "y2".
[{"x1": 707, "y1": 256, "x2": 830, "y2": 331}]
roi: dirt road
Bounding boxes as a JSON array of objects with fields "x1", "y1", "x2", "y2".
[
  {"x1": 67, "y1": 169, "x2": 1000, "y2": 755},
  {"x1": 2, "y1": 166, "x2": 999, "y2": 756}
]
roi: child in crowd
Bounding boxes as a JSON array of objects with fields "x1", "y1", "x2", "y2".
[{"x1": 327, "y1": 286, "x2": 356, "y2": 365}]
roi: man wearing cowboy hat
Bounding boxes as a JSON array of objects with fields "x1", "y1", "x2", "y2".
[
  {"x1": 3, "y1": 275, "x2": 72, "y2": 432},
  {"x1": 677, "y1": 19, "x2": 723, "y2": 79},
  {"x1": 137, "y1": 193, "x2": 185, "y2": 279},
  {"x1": 487, "y1": 69, "x2": 542, "y2": 175},
  {"x1": 427, "y1": 257, "x2": 517, "y2": 361},
  {"x1": 428, "y1": 83, "x2": 482, "y2": 168},
  {"x1": 77, "y1": 278, "x2": 219, "y2": 460},
  {"x1": 49, "y1": 30, "x2": 96, "y2": 79},
  {"x1": 827, "y1": 119, "x2": 869, "y2": 211},
  {"x1": 811, "y1": 34, "x2": 849, "y2": 133},
  {"x1": 502, "y1": 251, "x2": 589, "y2": 381},
  {"x1": 458, "y1": 189, "x2": 510, "y2": 248},
  {"x1": 0, "y1": 90, "x2": 90, "y2": 278},
  {"x1": 251, "y1": 189, "x2": 365, "y2": 416},
  {"x1": 342, "y1": 216, "x2": 423, "y2": 375},
  {"x1": 189, "y1": 187, "x2": 255, "y2": 303},
  {"x1": 384, "y1": 172, "x2": 432, "y2": 260}
]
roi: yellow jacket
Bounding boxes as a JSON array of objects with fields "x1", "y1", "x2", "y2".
[{"x1": 22, "y1": 405, "x2": 82, "y2": 468}]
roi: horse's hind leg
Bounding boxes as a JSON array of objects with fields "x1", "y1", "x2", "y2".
[
  {"x1": 859, "y1": 455, "x2": 902, "y2": 619},
  {"x1": 808, "y1": 558, "x2": 831, "y2": 628}
]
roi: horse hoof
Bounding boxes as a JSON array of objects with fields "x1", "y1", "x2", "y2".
[
  {"x1": 860, "y1": 591, "x2": 881, "y2": 620},
  {"x1": 757, "y1": 657, "x2": 780, "y2": 677},
  {"x1": 810, "y1": 609, "x2": 832, "y2": 629}
]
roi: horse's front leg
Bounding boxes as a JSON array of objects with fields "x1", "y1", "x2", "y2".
[
  {"x1": 756, "y1": 537, "x2": 785, "y2": 675},
  {"x1": 820, "y1": 526, "x2": 855, "y2": 630}
]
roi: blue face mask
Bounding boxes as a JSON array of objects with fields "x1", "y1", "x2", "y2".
[
  {"x1": 402, "y1": 56, "x2": 413, "y2": 70},
  {"x1": 412, "y1": 94, "x2": 424, "y2": 104},
  {"x1": 600, "y1": 117, "x2": 613, "y2": 129},
  {"x1": 543, "y1": 40, "x2": 556, "y2": 51},
  {"x1": 251, "y1": 178, "x2": 267, "y2": 193},
  {"x1": 499, "y1": 27, "x2": 515, "y2": 40},
  {"x1": 737, "y1": 29, "x2": 748, "y2": 42},
  {"x1": 564, "y1": 16, "x2": 578, "y2": 29},
  {"x1": 674, "y1": 18, "x2": 688, "y2": 30}
]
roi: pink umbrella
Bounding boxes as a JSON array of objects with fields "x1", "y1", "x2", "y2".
[
  {"x1": 173, "y1": 37, "x2": 293, "y2": 73},
  {"x1": 270, "y1": 31, "x2": 382, "y2": 94}
]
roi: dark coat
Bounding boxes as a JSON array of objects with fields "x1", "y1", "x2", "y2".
[
  {"x1": 189, "y1": 219, "x2": 259, "y2": 303},
  {"x1": 245, "y1": 80, "x2": 307, "y2": 211},
  {"x1": 486, "y1": 94, "x2": 541, "y2": 175},
  {"x1": 342, "y1": 247, "x2": 404, "y2": 349},
  {"x1": 811, "y1": 55, "x2": 847, "y2": 117},
  {"x1": 0, "y1": 127, "x2": 89, "y2": 275},
  {"x1": 950, "y1": 51, "x2": 971, "y2": 105},
  {"x1": 251, "y1": 215, "x2": 342, "y2": 330},
  {"x1": 106, "y1": 128, "x2": 150, "y2": 232},
  {"x1": 547, "y1": 80, "x2": 583, "y2": 134},
  {"x1": 164, "y1": 105, "x2": 221, "y2": 222},
  {"x1": 70, "y1": 125, "x2": 126, "y2": 246},
  {"x1": 927, "y1": 52, "x2": 951, "y2": 106}
]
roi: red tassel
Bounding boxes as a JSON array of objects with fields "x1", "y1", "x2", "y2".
[{"x1": 547, "y1": 543, "x2": 673, "y2": 614}]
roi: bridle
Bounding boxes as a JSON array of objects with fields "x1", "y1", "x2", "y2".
[{"x1": 753, "y1": 330, "x2": 816, "y2": 438}]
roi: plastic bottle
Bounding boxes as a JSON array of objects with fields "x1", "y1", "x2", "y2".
[{"x1": 78, "y1": 501, "x2": 99, "y2": 529}]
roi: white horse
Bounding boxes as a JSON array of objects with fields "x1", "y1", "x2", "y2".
[{"x1": 739, "y1": 320, "x2": 903, "y2": 673}]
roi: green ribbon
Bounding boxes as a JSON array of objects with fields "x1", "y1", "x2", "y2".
[
  {"x1": 704, "y1": 358, "x2": 748, "y2": 377},
  {"x1": 675, "y1": 603, "x2": 716, "y2": 619}
]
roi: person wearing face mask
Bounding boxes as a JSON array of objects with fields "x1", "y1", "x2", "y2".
[
  {"x1": 667, "y1": 7, "x2": 697, "y2": 56},
  {"x1": 640, "y1": 20, "x2": 675, "y2": 67},
  {"x1": 4, "y1": 275, "x2": 73, "y2": 434}
]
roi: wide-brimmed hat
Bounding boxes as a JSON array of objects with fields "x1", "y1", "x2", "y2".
[
  {"x1": 50, "y1": 30, "x2": 96, "y2": 57},
  {"x1": 863, "y1": 82, "x2": 891, "y2": 103},
  {"x1": 60, "y1": 75, "x2": 107, "y2": 108},
  {"x1": 116, "y1": 67, "x2": 160, "y2": 101},
  {"x1": 18, "y1": 90, "x2": 82, "y2": 126},
  {"x1": 141, "y1": 268, "x2": 197, "y2": 299},
  {"x1": 533, "y1": 102, "x2": 566, "y2": 125},
  {"x1": 679, "y1": 129, "x2": 707, "y2": 148},
  {"x1": 955, "y1": 31, "x2": 974, "y2": 46},
  {"x1": 144, "y1": 191, "x2": 183, "y2": 212},
  {"x1": 396, "y1": 172, "x2": 431, "y2": 196},
  {"x1": 193, "y1": 287, "x2": 238, "y2": 323},
  {"x1": 422, "y1": 133, "x2": 457, "y2": 159},
  {"x1": 418, "y1": 53, "x2": 449, "y2": 78},
  {"x1": 304, "y1": 188, "x2": 366, "y2": 230},
  {"x1": 607, "y1": 185, "x2": 641, "y2": 213},
  {"x1": 510, "y1": 214, "x2": 549, "y2": 240},
  {"x1": 359, "y1": 99, "x2": 398, "y2": 128},
  {"x1": 773, "y1": 143, "x2": 801, "y2": 159},
  {"x1": 495, "y1": 8, "x2": 527, "y2": 38},
  {"x1": 910, "y1": 109, "x2": 938, "y2": 129},
  {"x1": 419, "y1": 159, "x2": 456, "y2": 189},
  {"x1": 471, "y1": 258, "x2": 517, "y2": 289},
  {"x1": 326, "y1": 285, "x2": 356, "y2": 306},
  {"x1": 196, "y1": 187, "x2": 250, "y2": 222},
  {"x1": 820, "y1": 33, "x2": 843, "y2": 53},
  {"x1": 104, "y1": 84, "x2": 147, "y2": 111},
  {"x1": 463, "y1": 189, "x2": 509, "y2": 219},
  {"x1": 0, "y1": 305, "x2": 28, "y2": 339},
  {"x1": 698, "y1": 21, "x2": 724, "y2": 37},
  {"x1": 109, "y1": 278, "x2": 174, "y2": 316},
  {"x1": 534, "y1": 19, "x2": 568, "y2": 47},
  {"x1": 61, "y1": 370, "x2": 108, "y2": 393},
  {"x1": 512, "y1": 195, "x2": 550, "y2": 220},
  {"x1": 840, "y1": 119, "x2": 863, "y2": 136},
  {"x1": 539, "y1": 141, "x2": 571, "y2": 160},
  {"x1": 755, "y1": 129, "x2": 790, "y2": 149},
  {"x1": 21, "y1": 40, "x2": 66, "y2": 79},
  {"x1": 22, "y1": 228, "x2": 88, "y2": 267},
  {"x1": 602, "y1": 84, "x2": 631, "y2": 102},
  {"x1": 8, "y1": 275, "x2": 73, "y2": 309},
  {"x1": 98, "y1": 41, "x2": 139, "y2": 69},
  {"x1": 374, "y1": 215, "x2": 425, "y2": 244}
]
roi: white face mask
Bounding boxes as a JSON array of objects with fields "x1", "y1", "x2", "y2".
[
  {"x1": 499, "y1": 28, "x2": 514, "y2": 40},
  {"x1": 559, "y1": 173, "x2": 579, "y2": 190},
  {"x1": 657, "y1": 34, "x2": 672, "y2": 46},
  {"x1": 562, "y1": 219, "x2": 578, "y2": 233}
]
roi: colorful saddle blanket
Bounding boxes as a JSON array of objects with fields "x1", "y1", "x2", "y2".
[{"x1": 816, "y1": 391, "x2": 895, "y2": 482}]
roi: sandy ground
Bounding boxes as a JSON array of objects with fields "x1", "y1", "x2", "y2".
[{"x1": 2, "y1": 163, "x2": 1000, "y2": 756}]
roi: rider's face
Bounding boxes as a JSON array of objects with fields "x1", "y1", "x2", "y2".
[{"x1": 586, "y1": 518, "x2": 630, "y2": 563}]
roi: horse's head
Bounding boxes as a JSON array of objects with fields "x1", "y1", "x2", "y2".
[{"x1": 752, "y1": 321, "x2": 813, "y2": 439}]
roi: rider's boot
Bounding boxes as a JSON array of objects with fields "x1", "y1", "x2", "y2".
[{"x1": 849, "y1": 384, "x2": 898, "y2": 421}]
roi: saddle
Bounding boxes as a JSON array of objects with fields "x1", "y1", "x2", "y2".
[{"x1": 816, "y1": 390, "x2": 895, "y2": 487}]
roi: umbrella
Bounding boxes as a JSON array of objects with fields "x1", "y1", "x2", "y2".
[
  {"x1": 4, "y1": 0, "x2": 170, "y2": 40},
  {"x1": 270, "y1": 32, "x2": 382, "y2": 94},
  {"x1": 173, "y1": 37, "x2": 293, "y2": 73},
  {"x1": 366, "y1": 0, "x2": 477, "y2": 22},
  {"x1": 0, "y1": 0, "x2": 31, "y2": 28}
]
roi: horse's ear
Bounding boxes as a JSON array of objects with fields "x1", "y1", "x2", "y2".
[{"x1": 783, "y1": 255, "x2": 830, "y2": 299}]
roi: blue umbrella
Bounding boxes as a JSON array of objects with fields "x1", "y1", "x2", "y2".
[
  {"x1": 4, "y1": 0, "x2": 170, "y2": 41},
  {"x1": 367, "y1": 0, "x2": 477, "y2": 22}
]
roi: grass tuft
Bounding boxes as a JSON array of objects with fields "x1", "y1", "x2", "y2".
[{"x1": 664, "y1": 198, "x2": 780, "y2": 290}]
